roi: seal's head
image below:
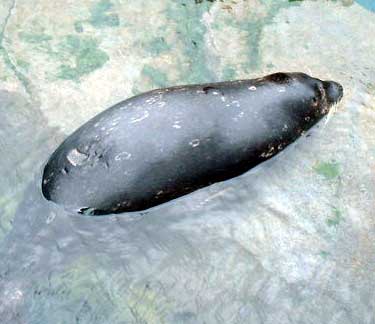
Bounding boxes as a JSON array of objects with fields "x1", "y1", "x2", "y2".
[
  {"x1": 323, "y1": 79, "x2": 344, "y2": 105},
  {"x1": 263, "y1": 72, "x2": 343, "y2": 127}
]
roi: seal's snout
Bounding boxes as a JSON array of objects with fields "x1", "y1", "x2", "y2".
[{"x1": 323, "y1": 81, "x2": 343, "y2": 104}]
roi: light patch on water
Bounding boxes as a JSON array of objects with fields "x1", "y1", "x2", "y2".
[
  {"x1": 11, "y1": 289, "x2": 23, "y2": 301},
  {"x1": 323, "y1": 102, "x2": 340, "y2": 128},
  {"x1": 248, "y1": 86, "x2": 257, "y2": 91},
  {"x1": 221, "y1": 95, "x2": 226, "y2": 102},
  {"x1": 158, "y1": 101, "x2": 166, "y2": 108},
  {"x1": 46, "y1": 212, "x2": 56, "y2": 224},
  {"x1": 279, "y1": 87, "x2": 286, "y2": 93},
  {"x1": 6, "y1": 288, "x2": 23, "y2": 302},
  {"x1": 200, "y1": 188, "x2": 231, "y2": 206},
  {"x1": 67, "y1": 148, "x2": 88, "y2": 166}
]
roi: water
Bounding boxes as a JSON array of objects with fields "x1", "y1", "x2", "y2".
[
  {"x1": 357, "y1": 0, "x2": 375, "y2": 12},
  {"x1": 1, "y1": 1, "x2": 375, "y2": 323}
]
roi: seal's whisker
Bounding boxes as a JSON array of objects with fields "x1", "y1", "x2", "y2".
[{"x1": 323, "y1": 102, "x2": 340, "y2": 127}]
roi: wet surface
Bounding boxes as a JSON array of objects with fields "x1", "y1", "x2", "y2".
[
  {"x1": 356, "y1": 0, "x2": 375, "y2": 12},
  {"x1": 0, "y1": 1, "x2": 375, "y2": 323}
]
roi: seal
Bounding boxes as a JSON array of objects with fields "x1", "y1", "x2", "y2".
[{"x1": 42, "y1": 72, "x2": 343, "y2": 215}]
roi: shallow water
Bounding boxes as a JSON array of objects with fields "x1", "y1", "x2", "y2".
[
  {"x1": 1, "y1": 1, "x2": 375, "y2": 323},
  {"x1": 357, "y1": 0, "x2": 375, "y2": 11}
]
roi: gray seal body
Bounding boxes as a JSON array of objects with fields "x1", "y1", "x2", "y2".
[{"x1": 42, "y1": 72, "x2": 343, "y2": 215}]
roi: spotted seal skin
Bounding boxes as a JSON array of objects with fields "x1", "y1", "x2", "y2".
[{"x1": 42, "y1": 72, "x2": 343, "y2": 215}]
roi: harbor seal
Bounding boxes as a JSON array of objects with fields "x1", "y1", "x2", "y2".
[{"x1": 42, "y1": 72, "x2": 343, "y2": 215}]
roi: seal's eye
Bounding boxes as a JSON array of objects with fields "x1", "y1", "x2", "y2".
[{"x1": 312, "y1": 96, "x2": 319, "y2": 107}]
